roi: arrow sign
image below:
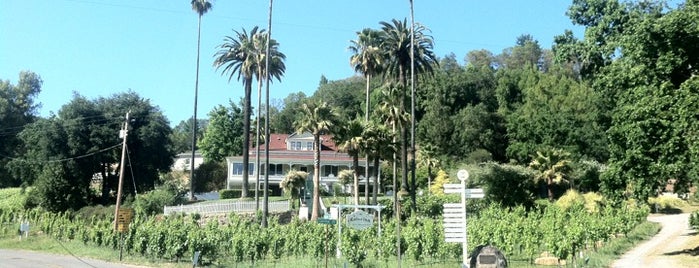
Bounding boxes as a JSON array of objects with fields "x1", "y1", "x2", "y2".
[
  {"x1": 465, "y1": 188, "x2": 485, "y2": 199},
  {"x1": 443, "y1": 184, "x2": 462, "y2": 194}
]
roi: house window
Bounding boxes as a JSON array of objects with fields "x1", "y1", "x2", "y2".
[
  {"x1": 295, "y1": 141, "x2": 302, "y2": 150},
  {"x1": 324, "y1": 166, "x2": 339, "y2": 176},
  {"x1": 232, "y1": 163, "x2": 254, "y2": 175},
  {"x1": 306, "y1": 142, "x2": 313, "y2": 151},
  {"x1": 272, "y1": 164, "x2": 284, "y2": 175}
]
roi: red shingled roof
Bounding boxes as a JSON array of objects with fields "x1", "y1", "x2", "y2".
[{"x1": 250, "y1": 133, "x2": 339, "y2": 151}]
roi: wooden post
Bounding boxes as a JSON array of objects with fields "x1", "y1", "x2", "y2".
[{"x1": 114, "y1": 111, "x2": 130, "y2": 231}]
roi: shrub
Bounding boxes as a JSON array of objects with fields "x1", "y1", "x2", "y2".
[
  {"x1": 555, "y1": 189, "x2": 585, "y2": 211},
  {"x1": 134, "y1": 185, "x2": 184, "y2": 216},
  {"x1": 571, "y1": 160, "x2": 605, "y2": 192},
  {"x1": 648, "y1": 195, "x2": 685, "y2": 213},
  {"x1": 691, "y1": 211, "x2": 699, "y2": 229},
  {"x1": 219, "y1": 189, "x2": 237, "y2": 199},
  {"x1": 583, "y1": 192, "x2": 605, "y2": 213},
  {"x1": 478, "y1": 162, "x2": 537, "y2": 208}
]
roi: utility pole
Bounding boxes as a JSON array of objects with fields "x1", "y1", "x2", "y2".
[{"x1": 114, "y1": 111, "x2": 130, "y2": 231}]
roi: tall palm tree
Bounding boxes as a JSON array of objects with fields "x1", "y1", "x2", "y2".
[
  {"x1": 214, "y1": 26, "x2": 264, "y2": 198},
  {"x1": 294, "y1": 101, "x2": 337, "y2": 220},
  {"x1": 380, "y1": 18, "x2": 436, "y2": 208},
  {"x1": 363, "y1": 120, "x2": 394, "y2": 204},
  {"x1": 376, "y1": 84, "x2": 408, "y2": 212},
  {"x1": 252, "y1": 29, "x2": 286, "y2": 211},
  {"x1": 333, "y1": 118, "x2": 365, "y2": 207},
  {"x1": 350, "y1": 28, "x2": 385, "y2": 121},
  {"x1": 189, "y1": 0, "x2": 212, "y2": 201},
  {"x1": 350, "y1": 28, "x2": 385, "y2": 205}
]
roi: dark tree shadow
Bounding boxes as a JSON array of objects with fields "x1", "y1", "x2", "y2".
[{"x1": 664, "y1": 246, "x2": 699, "y2": 256}]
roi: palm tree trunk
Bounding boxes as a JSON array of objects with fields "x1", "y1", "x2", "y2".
[
  {"x1": 241, "y1": 79, "x2": 252, "y2": 198},
  {"x1": 255, "y1": 69, "x2": 262, "y2": 211},
  {"x1": 365, "y1": 74, "x2": 371, "y2": 205},
  {"x1": 311, "y1": 135, "x2": 321, "y2": 220},
  {"x1": 189, "y1": 14, "x2": 203, "y2": 201},
  {"x1": 409, "y1": 0, "x2": 418, "y2": 213},
  {"x1": 399, "y1": 65, "x2": 409, "y2": 196},
  {"x1": 427, "y1": 166, "x2": 432, "y2": 195},
  {"x1": 372, "y1": 156, "x2": 379, "y2": 204},
  {"x1": 262, "y1": 0, "x2": 274, "y2": 228},
  {"x1": 353, "y1": 156, "x2": 360, "y2": 207}
]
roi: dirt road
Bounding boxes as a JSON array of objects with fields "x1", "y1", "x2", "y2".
[{"x1": 611, "y1": 213, "x2": 696, "y2": 268}]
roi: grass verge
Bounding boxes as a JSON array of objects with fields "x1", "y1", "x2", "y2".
[{"x1": 581, "y1": 221, "x2": 662, "y2": 267}]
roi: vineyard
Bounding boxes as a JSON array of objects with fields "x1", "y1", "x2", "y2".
[{"x1": 0, "y1": 198, "x2": 649, "y2": 267}]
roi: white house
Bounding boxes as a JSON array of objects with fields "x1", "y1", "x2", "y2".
[
  {"x1": 226, "y1": 132, "x2": 376, "y2": 195},
  {"x1": 172, "y1": 151, "x2": 204, "y2": 172}
]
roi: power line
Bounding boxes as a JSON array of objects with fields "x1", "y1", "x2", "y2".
[{"x1": 0, "y1": 143, "x2": 122, "y2": 164}]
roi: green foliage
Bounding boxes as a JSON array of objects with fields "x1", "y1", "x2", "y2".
[
  {"x1": 269, "y1": 92, "x2": 307, "y2": 134},
  {"x1": 0, "y1": 71, "x2": 42, "y2": 188},
  {"x1": 133, "y1": 185, "x2": 184, "y2": 216},
  {"x1": 0, "y1": 187, "x2": 29, "y2": 211},
  {"x1": 555, "y1": 190, "x2": 585, "y2": 212},
  {"x1": 647, "y1": 195, "x2": 685, "y2": 213},
  {"x1": 281, "y1": 170, "x2": 307, "y2": 209},
  {"x1": 199, "y1": 101, "x2": 244, "y2": 162},
  {"x1": 506, "y1": 71, "x2": 607, "y2": 163},
  {"x1": 170, "y1": 118, "x2": 207, "y2": 154},
  {"x1": 691, "y1": 211, "x2": 699, "y2": 230},
  {"x1": 219, "y1": 189, "x2": 236, "y2": 200},
  {"x1": 428, "y1": 170, "x2": 450, "y2": 196},
  {"x1": 477, "y1": 162, "x2": 537, "y2": 208},
  {"x1": 193, "y1": 160, "x2": 227, "y2": 192},
  {"x1": 8, "y1": 91, "x2": 174, "y2": 210},
  {"x1": 571, "y1": 160, "x2": 605, "y2": 193}
]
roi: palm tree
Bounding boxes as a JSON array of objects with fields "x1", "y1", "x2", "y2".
[
  {"x1": 214, "y1": 26, "x2": 264, "y2": 198},
  {"x1": 529, "y1": 149, "x2": 572, "y2": 201},
  {"x1": 281, "y1": 170, "x2": 307, "y2": 209},
  {"x1": 417, "y1": 143, "x2": 440, "y2": 194},
  {"x1": 380, "y1": 18, "x2": 437, "y2": 209},
  {"x1": 333, "y1": 118, "x2": 365, "y2": 207},
  {"x1": 189, "y1": 0, "x2": 213, "y2": 201},
  {"x1": 294, "y1": 101, "x2": 337, "y2": 220},
  {"x1": 363, "y1": 120, "x2": 394, "y2": 204},
  {"x1": 375, "y1": 84, "x2": 408, "y2": 213},
  {"x1": 350, "y1": 28, "x2": 385, "y2": 205},
  {"x1": 350, "y1": 28, "x2": 385, "y2": 122},
  {"x1": 252, "y1": 29, "x2": 286, "y2": 210}
]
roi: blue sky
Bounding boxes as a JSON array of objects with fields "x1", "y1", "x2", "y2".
[{"x1": 1, "y1": 0, "x2": 584, "y2": 126}]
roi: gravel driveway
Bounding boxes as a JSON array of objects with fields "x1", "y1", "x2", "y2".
[{"x1": 611, "y1": 213, "x2": 694, "y2": 268}]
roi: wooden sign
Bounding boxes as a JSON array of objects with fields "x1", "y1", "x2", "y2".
[{"x1": 116, "y1": 208, "x2": 134, "y2": 232}]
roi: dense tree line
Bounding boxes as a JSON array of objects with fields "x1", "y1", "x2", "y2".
[
  {"x1": 4, "y1": 0, "x2": 699, "y2": 212},
  {"x1": 0, "y1": 86, "x2": 174, "y2": 212}
]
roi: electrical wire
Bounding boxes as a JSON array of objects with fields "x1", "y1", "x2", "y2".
[
  {"x1": 0, "y1": 143, "x2": 122, "y2": 164},
  {"x1": 50, "y1": 234, "x2": 99, "y2": 268},
  {"x1": 125, "y1": 145, "x2": 138, "y2": 195}
]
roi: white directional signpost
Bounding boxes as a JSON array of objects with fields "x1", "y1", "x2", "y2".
[{"x1": 443, "y1": 169, "x2": 484, "y2": 268}]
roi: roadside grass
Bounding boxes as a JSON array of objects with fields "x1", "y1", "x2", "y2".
[
  {"x1": 0, "y1": 233, "x2": 188, "y2": 268},
  {"x1": 581, "y1": 221, "x2": 661, "y2": 267}
]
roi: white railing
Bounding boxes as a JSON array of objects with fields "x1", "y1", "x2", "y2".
[{"x1": 164, "y1": 200, "x2": 290, "y2": 215}]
